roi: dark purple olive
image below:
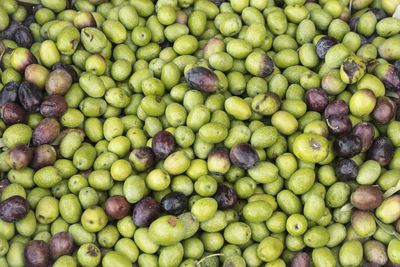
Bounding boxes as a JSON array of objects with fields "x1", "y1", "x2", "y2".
[
  {"x1": 152, "y1": 131, "x2": 176, "y2": 158},
  {"x1": 213, "y1": 184, "x2": 237, "y2": 210},
  {"x1": 361, "y1": 263, "x2": 382, "y2": 267},
  {"x1": 105, "y1": 195, "x2": 131, "y2": 220},
  {"x1": 1, "y1": 21, "x2": 22, "y2": 40},
  {"x1": 6, "y1": 144, "x2": 32, "y2": 170},
  {"x1": 49, "y1": 232, "x2": 74, "y2": 260},
  {"x1": 32, "y1": 118, "x2": 61, "y2": 146},
  {"x1": 351, "y1": 185, "x2": 383, "y2": 211},
  {"x1": 324, "y1": 99, "x2": 349, "y2": 118},
  {"x1": 352, "y1": 122, "x2": 375, "y2": 152},
  {"x1": 23, "y1": 15, "x2": 36, "y2": 27},
  {"x1": 333, "y1": 134, "x2": 362, "y2": 158},
  {"x1": 0, "y1": 179, "x2": 11, "y2": 200},
  {"x1": 129, "y1": 146, "x2": 155, "y2": 171},
  {"x1": 291, "y1": 252, "x2": 310, "y2": 267},
  {"x1": 229, "y1": 143, "x2": 259, "y2": 170},
  {"x1": 0, "y1": 195, "x2": 29, "y2": 222},
  {"x1": 367, "y1": 8, "x2": 387, "y2": 20},
  {"x1": 304, "y1": 88, "x2": 329, "y2": 112},
  {"x1": 18, "y1": 81, "x2": 43, "y2": 112},
  {"x1": 15, "y1": 26, "x2": 34, "y2": 48},
  {"x1": 207, "y1": 147, "x2": 231, "y2": 175},
  {"x1": 208, "y1": 0, "x2": 224, "y2": 6},
  {"x1": 0, "y1": 103, "x2": 28, "y2": 125},
  {"x1": 349, "y1": 17, "x2": 359, "y2": 32},
  {"x1": 51, "y1": 63, "x2": 79, "y2": 83},
  {"x1": 30, "y1": 144, "x2": 57, "y2": 170},
  {"x1": 40, "y1": 95, "x2": 68, "y2": 118},
  {"x1": 326, "y1": 115, "x2": 352, "y2": 135},
  {"x1": 160, "y1": 192, "x2": 188, "y2": 216},
  {"x1": 24, "y1": 240, "x2": 49, "y2": 267},
  {"x1": 372, "y1": 96, "x2": 396, "y2": 124},
  {"x1": 335, "y1": 158, "x2": 358, "y2": 181},
  {"x1": 185, "y1": 67, "x2": 219, "y2": 93},
  {"x1": 385, "y1": 261, "x2": 400, "y2": 267},
  {"x1": 395, "y1": 59, "x2": 400, "y2": 71},
  {"x1": 132, "y1": 197, "x2": 161, "y2": 227},
  {"x1": 316, "y1": 36, "x2": 338, "y2": 59},
  {"x1": 0, "y1": 81, "x2": 19, "y2": 106},
  {"x1": 368, "y1": 136, "x2": 394, "y2": 166},
  {"x1": 45, "y1": 69, "x2": 73, "y2": 96},
  {"x1": 396, "y1": 219, "x2": 400, "y2": 233}
]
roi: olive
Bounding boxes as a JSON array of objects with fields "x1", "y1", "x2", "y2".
[
  {"x1": 1, "y1": 102, "x2": 28, "y2": 125},
  {"x1": 207, "y1": 147, "x2": 231, "y2": 175},
  {"x1": 49, "y1": 232, "x2": 74, "y2": 260},
  {"x1": 351, "y1": 185, "x2": 383, "y2": 211},
  {"x1": 213, "y1": 184, "x2": 237, "y2": 210},
  {"x1": 185, "y1": 66, "x2": 219, "y2": 93},
  {"x1": 0, "y1": 195, "x2": 29, "y2": 222},
  {"x1": 161, "y1": 192, "x2": 188, "y2": 216},
  {"x1": 367, "y1": 8, "x2": 387, "y2": 20},
  {"x1": 372, "y1": 96, "x2": 396, "y2": 125},
  {"x1": 129, "y1": 146, "x2": 155, "y2": 171},
  {"x1": 132, "y1": 196, "x2": 161, "y2": 227},
  {"x1": 229, "y1": 143, "x2": 259, "y2": 170},
  {"x1": 45, "y1": 69, "x2": 73, "y2": 96},
  {"x1": 105, "y1": 195, "x2": 131, "y2": 220},
  {"x1": 333, "y1": 134, "x2": 362, "y2": 158},
  {"x1": 6, "y1": 144, "x2": 32, "y2": 170},
  {"x1": 316, "y1": 36, "x2": 338, "y2": 59},
  {"x1": 291, "y1": 252, "x2": 310, "y2": 267},
  {"x1": 368, "y1": 136, "x2": 394, "y2": 166},
  {"x1": 335, "y1": 158, "x2": 358, "y2": 181},
  {"x1": 324, "y1": 100, "x2": 349, "y2": 118},
  {"x1": 23, "y1": 15, "x2": 36, "y2": 27},
  {"x1": 18, "y1": 81, "x2": 43, "y2": 113},
  {"x1": 15, "y1": 26, "x2": 34, "y2": 48},
  {"x1": 32, "y1": 118, "x2": 61, "y2": 146},
  {"x1": 304, "y1": 88, "x2": 329, "y2": 112},
  {"x1": 24, "y1": 240, "x2": 49, "y2": 267},
  {"x1": 0, "y1": 179, "x2": 11, "y2": 200},
  {"x1": 349, "y1": 17, "x2": 359, "y2": 32},
  {"x1": 40, "y1": 95, "x2": 68, "y2": 118},
  {"x1": 152, "y1": 130, "x2": 176, "y2": 159},
  {"x1": 51, "y1": 63, "x2": 79, "y2": 83},
  {"x1": 30, "y1": 144, "x2": 57, "y2": 170},
  {"x1": 326, "y1": 115, "x2": 352, "y2": 135},
  {"x1": 0, "y1": 81, "x2": 19, "y2": 106},
  {"x1": 1, "y1": 21, "x2": 22, "y2": 40},
  {"x1": 352, "y1": 122, "x2": 375, "y2": 152}
]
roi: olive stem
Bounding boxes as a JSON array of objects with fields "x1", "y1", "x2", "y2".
[
  {"x1": 349, "y1": 0, "x2": 353, "y2": 14},
  {"x1": 195, "y1": 253, "x2": 224, "y2": 266}
]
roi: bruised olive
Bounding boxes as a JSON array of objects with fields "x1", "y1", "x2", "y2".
[
  {"x1": 152, "y1": 130, "x2": 176, "y2": 159},
  {"x1": 51, "y1": 63, "x2": 79, "y2": 83},
  {"x1": 0, "y1": 195, "x2": 29, "y2": 222},
  {"x1": 333, "y1": 134, "x2": 362, "y2": 158},
  {"x1": 351, "y1": 185, "x2": 383, "y2": 211},
  {"x1": 73, "y1": 11, "x2": 97, "y2": 30},
  {"x1": 372, "y1": 96, "x2": 396, "y2": 124},
  {"x1": 304, "y1": 88, "x2": 329, "y2": 112},
  {"x1": 213, "y1": 184, "x2": 237, "y2": 210},
  {"x1": 0, "y1": 82, "x2": 19, "y2": 108},
  {"x1": 10, "y1": 47, "x2": 36, "y2": 73},
  {"x1": 368, "y1": 136, "x2": 394, "y2": 166},
  {"x1": 352, "y1": 122, "x2": 375, "y2": 152},
  {"x1": 30, "y1": 144, "x2": 57, "y2": 170},
  {"x1": 40, "y1": 95, "x2": 68, "y2": 118},
  {"x1": 161, "y1": 192, "x2": 188, "y2": 216},
  {"x1": 132, "y1": 196, "x2": 161, "y2": 227},
  {"x1": 364, "y1": 240, "x2": 388, "y2": 266},
  {"x1": 340, "y1": 56, "x2": 366, "y2": 84},
  {"x1": 24, "y1": 240, "x2": 49, "y2": 267},
  {"x1": 15, "y1": 26, "x2": 34, "y2": 48},
  {"x1": 129, "y1": 146, "x2": 155, "y2": 171},
  {"x1": 185, "y1": 66, "x2": 219, "y2": 93},
  {"x1": 32, "y1": 118, "x2": 61, "y2": 146},
  {"x1": 24, "y1": 64, "x2": 50, "y2": 89},
  {"x1": 229, "y1": 142, "x2": 259, "y2": 170},
  {"x1": 45, "y1": 69, "x2": 73, "y2": 96},
  {"x1": 0, "y1": 179, "x2": 11, "y2": 200},
  {"x1": 49, "y1": 232, "x2": 74, "y2": 260},
  {"x1": 18, "y1": 81, "x2": 43, "y2": 112},
  {"x1": 324, "y1": 100, "x2": 349, "y2": 118},
  {"x1": 1, "y1": 102, "x2": 28, "y2": 125},
  {"x1": 336, "y1": 158, "x2": 358, "y2": 181},
  {"x1": 1, "y1": 21, "x2": 22, "y2": 40},
  {"x1": 291, "y1": 252, "x2": 310, "y2": 267},
  {"x1": 375, "y1": 63, "x2": 400, "y2": 92},
  {"x1": 316, "y1": 36, "x2": 338, "y2": 59},
  {"x1": 326, "y1": 115, "x2": 352, "y2": 135},
  {"x1": 6, "y1": 144, "x2": 32, "y2": 170},
  {"x1": 207, "y1": 147, "x2": 231, "y2": 175},
  {"x1": 105, "y1": 195, "x2": 131, "y2": 220}
]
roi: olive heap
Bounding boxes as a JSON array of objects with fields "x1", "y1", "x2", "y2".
[{"x1": 1, "y1": 0, "x2": 400, "y2": 266}]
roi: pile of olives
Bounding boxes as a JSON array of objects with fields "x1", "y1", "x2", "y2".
[{"x1": 0, "y1": 0, "x2": 400, "y2": 266}]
